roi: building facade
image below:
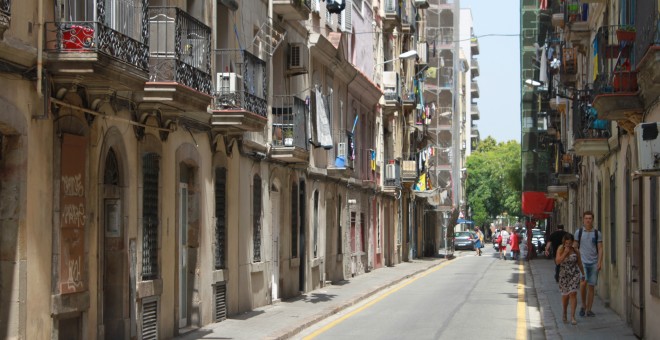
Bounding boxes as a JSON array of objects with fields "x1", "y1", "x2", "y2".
[{"x1": 521, "y1": 0, "x2": 660, "y2": 338}]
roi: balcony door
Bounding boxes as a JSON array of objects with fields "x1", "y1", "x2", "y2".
[
  {"x1": 271, "y1": 188, "x2": 280, "y2": 301},
  {"x1": 178, "y1": 183, "x2": 189, "y2": 329}
]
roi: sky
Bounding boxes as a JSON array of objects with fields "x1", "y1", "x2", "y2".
[{"x1": 461, "y1": 0, "x2": 521, "y2": 143}]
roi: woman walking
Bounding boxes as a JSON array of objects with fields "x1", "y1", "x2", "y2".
[
  {"x1": 555, "y1": 233, "x2": 585, "y2": 325},
  {"x1": 474, "y1": 227, "x2": 483, "y2": 256}
]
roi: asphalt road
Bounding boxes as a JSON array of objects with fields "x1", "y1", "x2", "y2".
[{"x1": 295, "y1": 247, "x2": 543, "y2": 340}]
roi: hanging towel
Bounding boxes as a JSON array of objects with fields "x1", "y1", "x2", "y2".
[{"x1": 312, "y1": 87, "x2": 334, "y2": 149}]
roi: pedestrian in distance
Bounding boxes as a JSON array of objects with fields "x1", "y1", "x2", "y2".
[
  {"x1": 573, "y1": 211, "x2": 603, "y2": 318},
  {"x1": 556, "y1": 233, "x2": 585, "y2": 325},
  {"x1": 510, "y1": 230, "x2": 520, "y2": 260},
  {"x1": 474, "y1": 227, "x2": 484, "y2": 256},
  {"x1": 498, "y1": 227, "x2": 510, "y2": 260},
  {"x1": 545, "y1": 224, "x2": 568, "y2": 282}
]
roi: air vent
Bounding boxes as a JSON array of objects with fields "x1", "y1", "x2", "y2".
[
  {"x1": 214, "y1": 283, "x2": 227, "y2": 322},
  {"x1": 141, "y1": 298, "x2": 159, "y2": 340}
]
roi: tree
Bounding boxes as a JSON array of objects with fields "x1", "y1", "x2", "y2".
[{"x1": 465, "y1": 137, "x2": 521, "y2": 226}]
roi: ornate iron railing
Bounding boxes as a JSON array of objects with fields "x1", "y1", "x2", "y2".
[
  {"x1": 45, "y1": 0, "x2": 149, "y2": 71},
  {"x1": 213, "y1": 49, "x2": 268, "y2": 117},
  {"x1": 45, "y1": 21, "x2": 150, "y2": 71},
  {"x1": 572, "y1": 99, "x2": 610, "y2": 140},
  {"x1": 592, "y1": 25, "x2": 642, "y2": 95},
  {"x1": 272, "y1": 95, "x2": 308, "y2": 149},
  {"x1": 0, "y1": 0, "x2": 10, "y2": 18},
  {"x1": 633, "y1": 10, "x2": 659, "y2": 68},
  {"x1": 147, "y1": 7, "x2": 212, "y2": 95}
]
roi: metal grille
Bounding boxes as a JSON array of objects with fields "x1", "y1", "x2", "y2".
[
  {"x1": 291, "y1": 183, "x2": 298, "y2": 258},
  {"x1": 214, "y1": 283, "x2": 227, "y2": 322},
  {"x1": 253, "y1": 175, "x2": 262, "y2": 262},
  {"x1": 214, "y1": 168, "x2": 227, "y2": 269},
  {"x1": 142, "y1": 153, "x2": 159, "y2": 280},
  {"x1": 141, "y1": 299, "x2": 158, "y2": 340},
  {"x1": 0, "y1": 0, "x2": 10, "y2": 17},
  {"x1": 104, "y1": 148, "x2": 119, "y2": 185}
]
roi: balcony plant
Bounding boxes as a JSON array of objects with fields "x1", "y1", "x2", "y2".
[
  {"x1": 283, "y1": 128, "x2": 294, "y2": 146},
  {"x1": 616, "y1": 25, "x2": 636, "y2": 42},
  {"x1": 612, "y1": 62, "x2": 638, "y2": 92}
]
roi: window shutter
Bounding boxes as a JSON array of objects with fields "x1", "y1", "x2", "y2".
[{"x1": 341, "y1": 0, "x2": 352, "y2": 32}]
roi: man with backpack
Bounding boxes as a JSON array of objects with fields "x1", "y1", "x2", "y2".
[{"x1": 573, "y1": 211, "x2": 603, "y2": 318}]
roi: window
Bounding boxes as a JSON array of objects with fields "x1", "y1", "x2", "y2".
[
  {"x1": 291, "y1": 182, "x2": 298, "y2": 258},
  {"x1": 214, "y1": 168, "x2": 227, "y2": 269},
  {"x1": 142, "y1": 153, "x2": 160, "y2": 280},
  {"x1": 313, "y1": 191, "x2": 319, "y2": 258},
  {"x1": 651, "y1": 177, "x2": 658, "y2": 296},
  {"x1": 253, "y1": 175, "x2": 262, "y2": 262},
  {"x1": 350, "y1": 212, "x2": 356, "y2": 253},
  {"x1": 610, "y1": 175, "x2": 616, "y2": 264}
]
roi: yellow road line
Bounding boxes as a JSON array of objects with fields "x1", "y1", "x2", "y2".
[
  {"x1": 516, "y1": 261, "x2": 527, "y2": 340},
  {"x1": 303, "y1": 259, "x2": 456, "y2": 340}
]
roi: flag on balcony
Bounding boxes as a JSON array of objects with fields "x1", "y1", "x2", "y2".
[{"x1": 593, "y1": 38, "x2": 598, "y2": 81}]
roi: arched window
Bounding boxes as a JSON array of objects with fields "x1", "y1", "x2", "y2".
[{"x1": 104, "y1": 148, "x2": 119, "y2": 185}]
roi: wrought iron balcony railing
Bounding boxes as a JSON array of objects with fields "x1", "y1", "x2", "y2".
[
  {"x1": 45, "y1": 20, "x2": 149, "y2": 71},
  {"x1": 572, "y1": 100, "x2": 610, "y2": 140},
  {"x1": 592, "y1": 25, "x2": 644, "y2": 95},
  {"x1": 633, "y1": 10, "x2": 659, "y2": 70},
  {"x1": 1, "y1": 0, "x2": 10, "y2": 19},
  {"x1": 271, "y1": 95, "x2": 308, "y2": 149},
  {"x1": 148, "y1": 7, "x2": 212, "y2": 95},
  {"x1": 213, "y1": 49, "x2": 268, "y2": 117}
]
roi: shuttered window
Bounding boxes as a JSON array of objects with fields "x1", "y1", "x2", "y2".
[
  {"x1": 142, "y1": 153, "x2": 160, "y2": 280},
  {"x1": 253, "y1": 175, "x2": 262, "y2": 262},
  {"x1": 651, "y1": 177, "x2": 658, "y2": 296},
  {"x1": 214, "y1": 168, "x2": 227, "y2": 269}
]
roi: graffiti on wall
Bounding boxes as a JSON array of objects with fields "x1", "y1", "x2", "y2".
[{"x1": 59, "y1": 134, "x2": 87, "y2": 294}]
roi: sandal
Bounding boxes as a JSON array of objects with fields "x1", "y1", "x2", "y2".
[
  {"x1": 571, "y1": 319, "x2": 577, "y2": 325},
  {"x1": 562, "y1": 315, "x2": 568, "y2": 323}
]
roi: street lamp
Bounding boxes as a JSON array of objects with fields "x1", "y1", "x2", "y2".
[{"x1": 374, "y1": 50, "x2": 418, "y2": 68}]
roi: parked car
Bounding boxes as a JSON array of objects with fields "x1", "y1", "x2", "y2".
[
  {"x1": 454, "y1": 231, "x2": 477, "y2": 250},
  {"x1": 531, "y1": 228, "x2": 545, "y2": 253}
]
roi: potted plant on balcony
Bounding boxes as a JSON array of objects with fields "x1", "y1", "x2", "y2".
[
  {"x1": 616, "y1": 25, "x2": 636, "y2": 42},
  {"x1": 283, "y1": 128, "x2": 294, "y2": 146}
]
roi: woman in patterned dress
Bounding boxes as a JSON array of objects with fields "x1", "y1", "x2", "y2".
[{"x1": 555, "y1": 233, "x2": 585, "y2": 325}]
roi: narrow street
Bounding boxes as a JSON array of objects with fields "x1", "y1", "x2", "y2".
[{"x1": 296, "y1": 247, "x2": 541, "y2": 340}]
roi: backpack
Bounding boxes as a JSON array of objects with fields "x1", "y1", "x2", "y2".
[{"x1": 577, "y1": 227, "x2": 599, "y2": 246}]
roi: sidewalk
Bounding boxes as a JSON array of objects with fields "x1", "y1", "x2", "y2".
[
  {"x1": 175, "y1": 258, "x2": 448, "y2": 340},
  {"x1": 528, "y1": 256, "x2": 636, "y2": 339}
]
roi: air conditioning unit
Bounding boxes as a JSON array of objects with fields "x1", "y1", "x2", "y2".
[
  {"x1": 635, "y1": 122, "x2": 660, "y2": 172},
  {"x1": 216, "y1": 72, "x2": 242, "y2": 94},
  {"x1": 337, "y1": 142, "x2": 347, "y2": 158},
  {"x1": 288, "y1": 44, "x2": 304, "y2": 70},
  {"x1": 385, "y1": 164, "x2": 396, "y2": 180}
]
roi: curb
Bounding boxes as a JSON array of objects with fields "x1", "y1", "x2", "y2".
[
  {"x1": 269, "y1": 259, "x2": 449, "y2": 339},
  {"x1": 529, "y1": 259, "x2": 557, "y2": 340}
]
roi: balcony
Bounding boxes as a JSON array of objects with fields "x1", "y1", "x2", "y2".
[
  {"x1": 401, "y1": 4, "x2": 414, "y2": 34},
  {"x1": 383, "y1": 161, "x2": 401, "y2": 193},
  {"x1": 45, "y1": 16, "x2": 149, "y2": 94},
  {"x1": 383, "y1": 0, "x2": 401, "y2": 29},
  {"x1": 471, "y1": 104, "x2": 479, "y2": 120},
  {"x1": 0, "y1": 0, "x2": 10, "y2": 38},
  {"x1": 634, "y1": 12, "x2": 660, "y2": 110},
  {"x1": 471, "y1": 36, "x2": 479, "y2": 56},
  {"x1": 382, "y1": 71, "x2": 401, "y2": 112},
  {"x1": 273, "y1": 0, "x2": 311, "y2": 21},
  {"x1": 572, "y1": 102, "x2": 611, "y2": 157},
  {"x1": 471, "y1": 58, "x2": 479, "y2": 78},
  {"x1": 400, "y1": 160, "x2": 417, "y2": 183},
  {"x1": 591, "y1": 25, "x2": 644, "y2": 122},
  {"x1": 471, "y1": 81, "x2": 479, "y2": 98},
  {"x1": 471, "y1": 126, "x2": 479, "y2": 139},
  {"x1": 142, "y1": 7, "x2": 213, "y2": 113},
  {"x1": 211, "y1": 49, "x2": 268, "y2": 133},
  {"x1": 435, "y1": 27, "x2": 454, "y2": 48},
  {"x1": 270, "y1": 95, "x2": 309, "y2": 163}
]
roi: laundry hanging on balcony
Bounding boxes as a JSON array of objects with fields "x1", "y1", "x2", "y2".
[
  {"x1": 311, "y1": 86, "x2": 333, "y2": 149},
  {"x1": 326, "y1": 0, "x2": 346, "y2": 14}
]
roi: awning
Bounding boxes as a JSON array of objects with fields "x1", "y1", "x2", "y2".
[{"x1": 522, "y1": 191, "x2": 555, "y2": 219}]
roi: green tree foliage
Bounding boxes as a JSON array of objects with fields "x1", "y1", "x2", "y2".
[{"x1": 466, "y1": 137, "x2": 521, "y2": 226}]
